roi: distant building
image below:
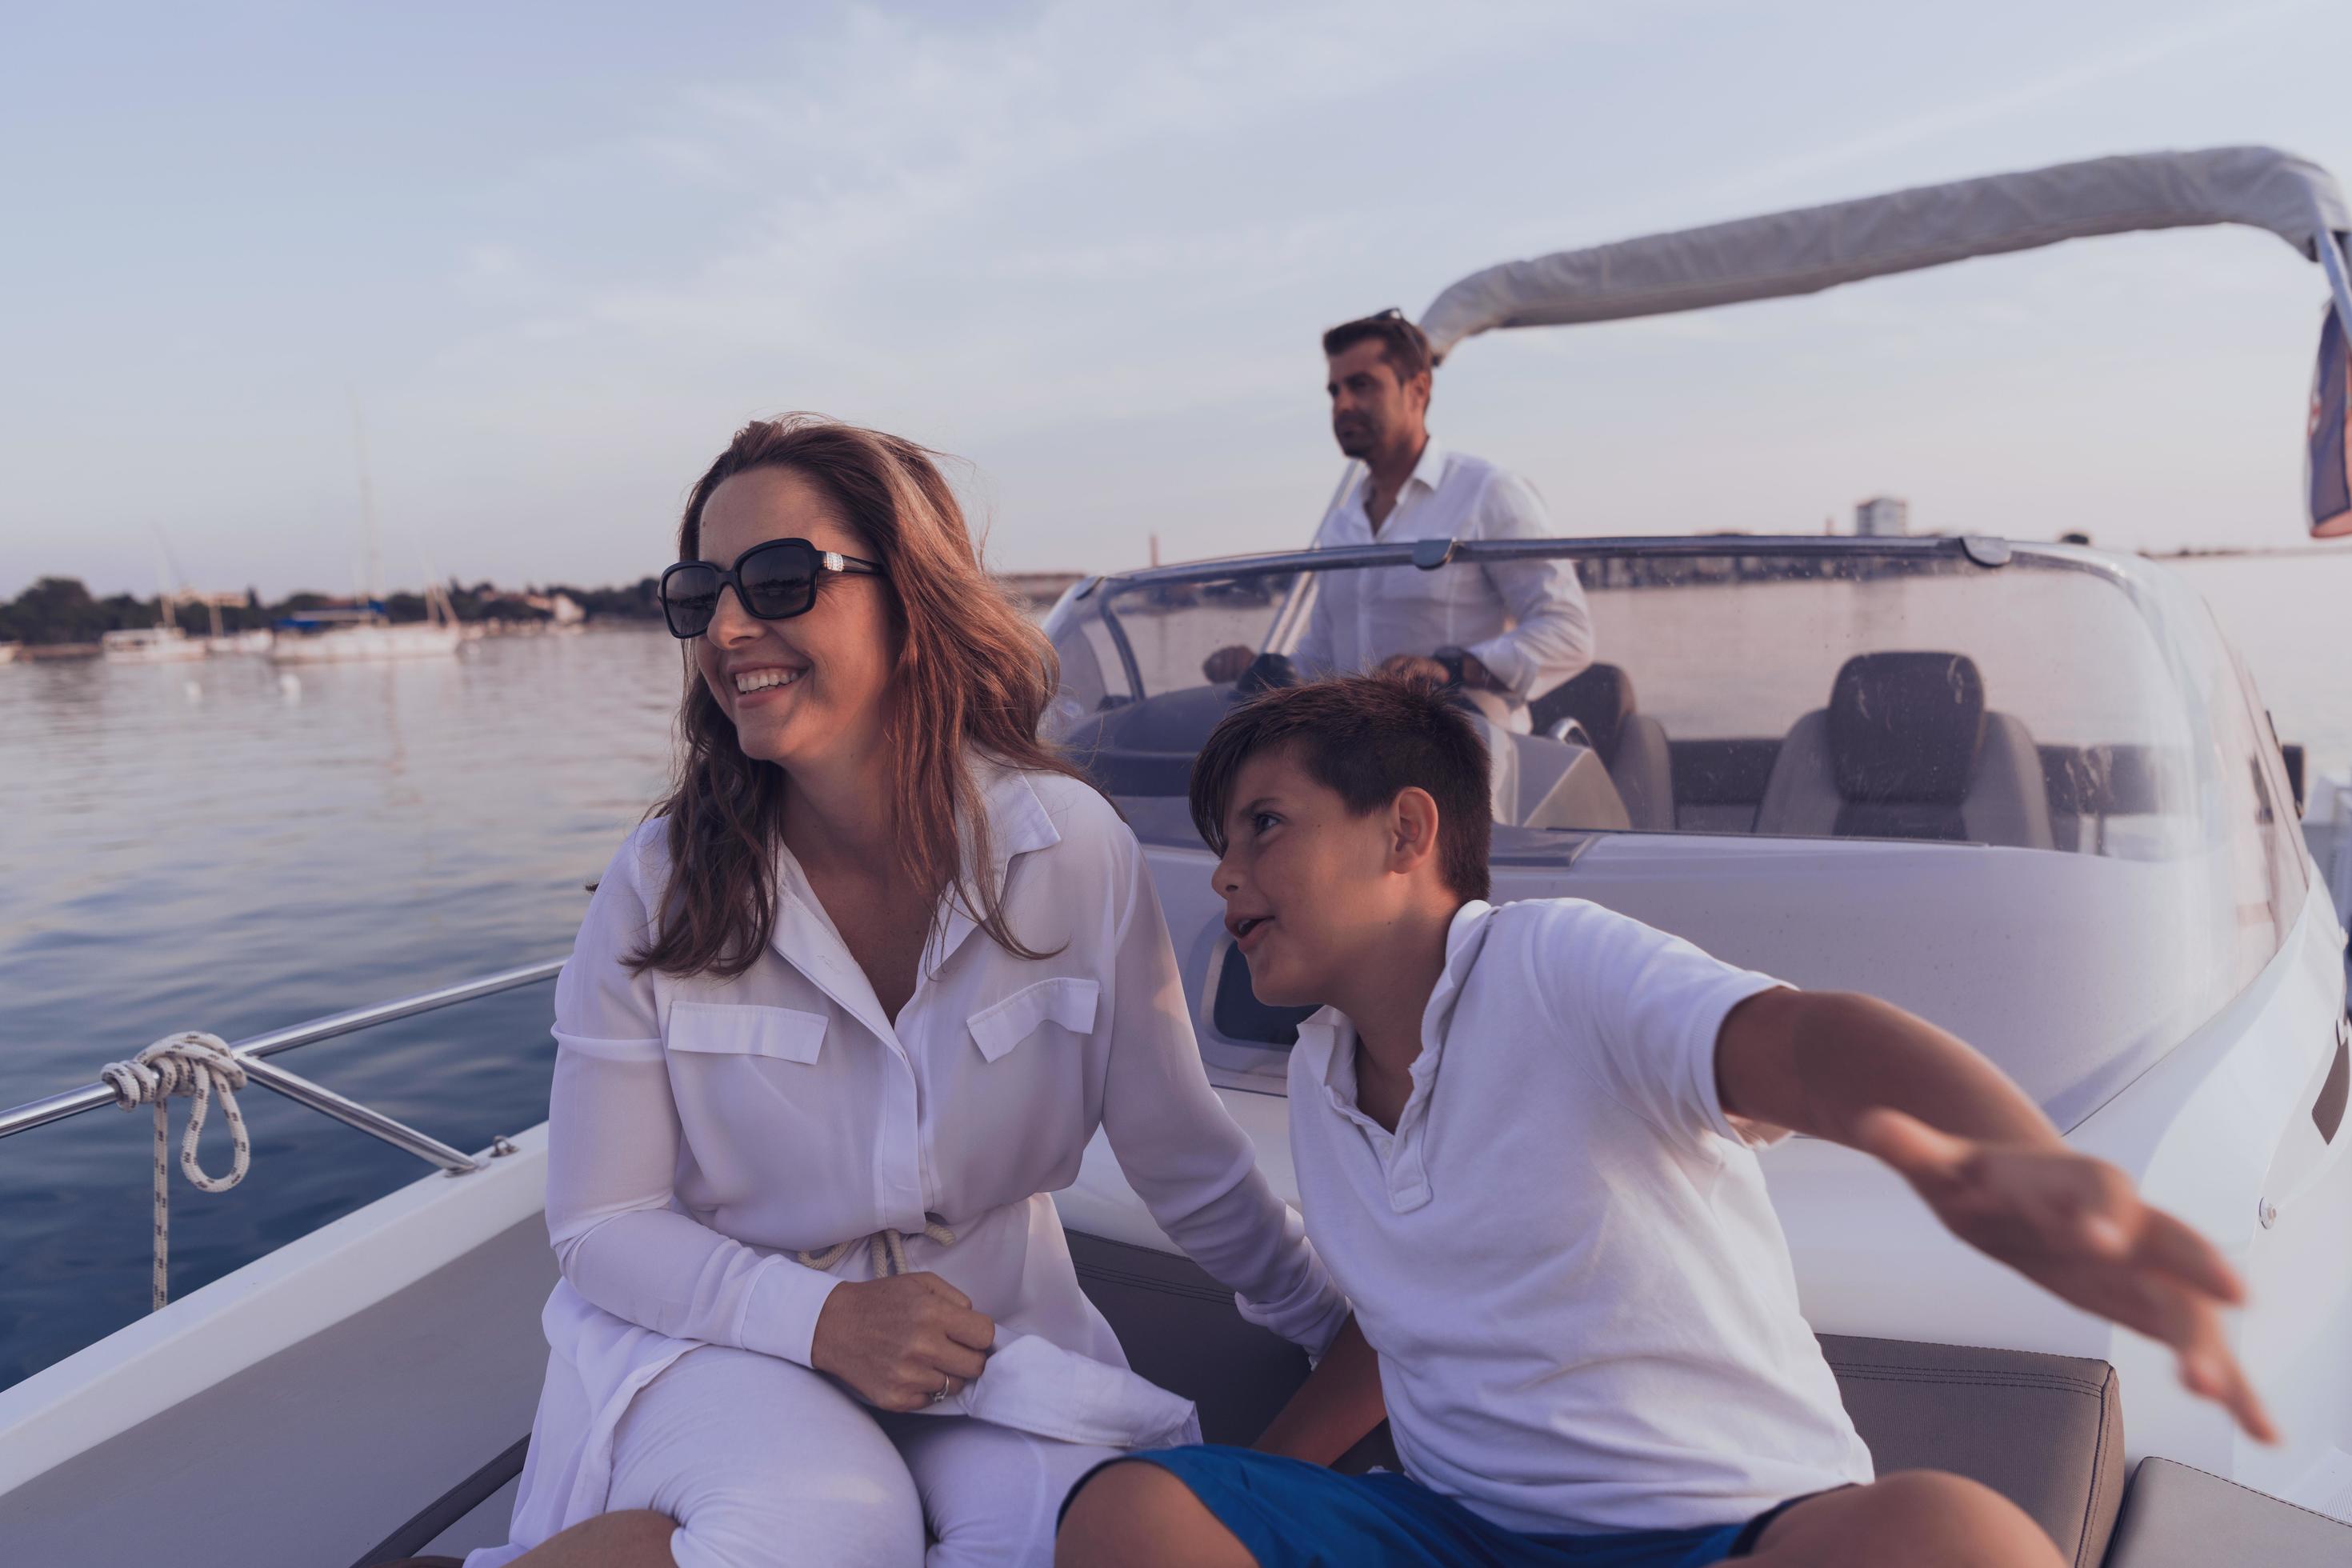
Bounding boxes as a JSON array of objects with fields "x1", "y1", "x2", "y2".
[{"x1": 1854, "y1": 496, "x2": 1910, "y2": 537}]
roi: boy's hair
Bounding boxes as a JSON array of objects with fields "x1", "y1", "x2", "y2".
[
  {"x1": 1189, "y1": 674, "x2": 1492, "y2": 902},
  {"x1": 1322, "y1": 309, "x2": 1435, "y2": 390}
]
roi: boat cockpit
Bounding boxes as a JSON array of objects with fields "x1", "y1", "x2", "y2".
[
  {"x1": 1048, "y1": 537, "x2": 2294, "y2": 854},
  {"x1": 1042, "y1": 535, "x2": 2315, "y2": 1130}
]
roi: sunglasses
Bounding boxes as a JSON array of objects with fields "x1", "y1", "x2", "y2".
[{"x1": 658, "y1": 538, "x2": 886, "y2": 639}]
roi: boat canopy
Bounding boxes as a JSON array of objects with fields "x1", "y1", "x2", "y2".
[{"x1": 1419, "y1": 146, "x2": 2351, "y2": 359}]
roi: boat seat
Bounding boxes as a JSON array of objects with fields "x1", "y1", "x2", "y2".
[
  {"x1": 2099, "y1": 1458, "x2": 2352, "y2": 1566},
  {"x1": 1069, "y1": 1234, "x2": 2124, "y2": 1566},
  {"x1": 1753, "y1": 652, "x2": 2054, "y2": 849},
  {"x1": 1530, "y1": 664, "x2": 1674, "y2": 830},
  {"x1": 1818, "y1": 1333, "x2": 2122, "y2": 1568}
]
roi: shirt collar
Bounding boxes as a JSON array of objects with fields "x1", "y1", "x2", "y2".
[
  {"x1": 1421, "y1": 898, "x2": 1493, "y2": 1058},
  {"x1": 1294, "y1": 898, "x2": 1494, "y2": 1110},
  {"x1": 970, "y1": 759, "x2": 1065, "y2": 875},
  {"x1": 1338, "y1": 436, "x2": 1449, "y2": 526},
  {"x1": 1405, "y1": 437, "x2": 1450, "y2": 496},
  {"x1": 769, "y1": 758, "x2": 1065, "y2": 1031},
  {"x1": 929, "y1": 757, "x2": 1063, "y2": 969}
]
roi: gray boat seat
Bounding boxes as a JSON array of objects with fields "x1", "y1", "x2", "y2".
[
  {"x1": 1818, "y1": 1333, "x2": 2122, "y2": 1568},
  {"x1": 1530, "y1": 664, "x2": 1675, "y2": 830},
  {"x1": 1754, "y1": 651, "x2": 2054, "y2": 849},
  {"x1": 1070, "y1": 1235, "x2": 2123, "y2": 1566},
  {"x1": 2101, "y1": 1458, "x2": 2352, "y2": 1566}
]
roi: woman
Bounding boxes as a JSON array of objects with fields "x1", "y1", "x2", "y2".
[{"x1": 460, "y1": 418, "x2": 1344, "y2": 1568}]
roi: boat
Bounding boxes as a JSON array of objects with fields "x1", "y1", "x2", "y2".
[
  {"x1": 0, "y1": 642, "x2": 19, "y2": 665},
  {"x1": 266, "y1": 405, "x2": 466, "y2": 665},
  {"x1": 2, "y1": 146, "x2": 2349, "y2": 1566},
  {"x1": 206, "y1": 627, "x2": 276, "y2": 656},
  {"x1": 267, "y1": 586, "x2": 463, "y2": 665},
  {"x1": 98, "y1": 625, "x2": 207, "y2": 664}
]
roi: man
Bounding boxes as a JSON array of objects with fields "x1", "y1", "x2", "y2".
[{"x1": 1205, "y1": 310, "x2": 1593, "y2": 731}]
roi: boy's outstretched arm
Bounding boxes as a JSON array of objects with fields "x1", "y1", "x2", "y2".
[
  {"x1": 1253, "y1": 1314, "x2": 1389, "y2": 1465},
  {"x1": 1715, "y1": 988, "x2": 2278, "y2": 1444}
]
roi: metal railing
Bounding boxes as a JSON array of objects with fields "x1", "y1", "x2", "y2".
[{"x1": 0, "y1": 958, "x2": 566, "y2": 1173}]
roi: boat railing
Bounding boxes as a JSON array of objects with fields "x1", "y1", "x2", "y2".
[{"x1": 0, "y1": 958, "x2": 566, "y2": 1173}]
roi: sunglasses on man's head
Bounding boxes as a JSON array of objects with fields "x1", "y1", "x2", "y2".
[{"x1": 658, "y1": 538, "x2": 886, "y2": 639}]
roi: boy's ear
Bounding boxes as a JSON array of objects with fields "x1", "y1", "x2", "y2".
[{"x1": 1387, "y1": 787, "x2": 1442, "y2": 877}]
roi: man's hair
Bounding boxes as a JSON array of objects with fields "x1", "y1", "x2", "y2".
[
  {"x1": 1322, "y1": 309, "x2": 1434, "y2": 390},
  {"x1": 1190, "y1": 675, "x2": 1491, "y2": 902}
]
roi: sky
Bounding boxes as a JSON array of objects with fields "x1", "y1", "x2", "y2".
[{"x1": 3, "y1": 0, "x2": 2349, "y2": 600}]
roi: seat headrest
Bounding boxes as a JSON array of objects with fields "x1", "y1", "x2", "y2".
[
  {"x1": 1829, "y1": 653, "x2": 1985, "y2": 803},
  {"x1": 1540, "y1": 662, "x2": 1636, "y2": 760}
]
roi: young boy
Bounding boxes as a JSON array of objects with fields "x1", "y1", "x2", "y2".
[{"x1": 1058, "y1": 675, "x2": 2273, "y2": 1568}]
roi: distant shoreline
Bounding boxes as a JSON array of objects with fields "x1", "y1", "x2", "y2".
[{"x1": 2138, "y1": 542, "x2": 2352, "y2": 559}]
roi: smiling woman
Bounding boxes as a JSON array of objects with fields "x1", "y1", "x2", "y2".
[
  {"x1": 641, "y1": 418, "x2": 1082, "y2": 984},
  {"x1": 443, "y1": 417, "x2": 1347, "y2": 1568}
]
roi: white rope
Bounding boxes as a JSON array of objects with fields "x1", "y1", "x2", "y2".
[
  {"x1": 100, "y1": 1032, "x2": 251, "y2": 1311},
  {"x1": 796, "y1": 1213, "x2": 958, "y2": 1280}
]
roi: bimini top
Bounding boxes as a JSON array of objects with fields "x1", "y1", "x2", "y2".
[{"x1": 1420, "y1": 146, "x2": 2350, "y2": 359}]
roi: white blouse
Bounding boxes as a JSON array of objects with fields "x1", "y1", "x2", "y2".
[
  {"x1": 490, "y1": 762, "x2": 1346, "y2": 1556},
  {"x1": 1294, "y1": 440, "x2": 1593, "y2": 726}
]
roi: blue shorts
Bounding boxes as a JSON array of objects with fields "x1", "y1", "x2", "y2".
[{"x1": 1063, "y1": 1446, "x2": 1810, "y2": 1568}]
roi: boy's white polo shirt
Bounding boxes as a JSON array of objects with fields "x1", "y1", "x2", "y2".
[{"x1": 1287, "y1": 897, "x2": 1874, "y2": 1536}]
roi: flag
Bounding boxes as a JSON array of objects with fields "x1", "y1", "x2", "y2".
[{"x1": 2313, "y1": 302, "x2": 2352, "y2": 538}]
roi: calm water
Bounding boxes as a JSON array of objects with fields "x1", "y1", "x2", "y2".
[
  {"x1": 0, "y1": 630, "x2": 684, "y2": 1386},
  {"x1": 3, "y1": 553, "x2": 2349, "y2": 1389}
]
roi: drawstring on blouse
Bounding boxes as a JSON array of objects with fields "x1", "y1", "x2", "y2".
[{"x1": 797, "y1": 1213, "x2": 958, "y2": 1279}]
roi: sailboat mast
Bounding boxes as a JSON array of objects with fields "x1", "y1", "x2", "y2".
[{"x1": 350, "y1": 396, "x2": 383, "y2": 606}]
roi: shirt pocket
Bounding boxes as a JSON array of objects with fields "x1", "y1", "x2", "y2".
[
  {"x1": 966, "y1": 977, "x2": 1100, "y2": 1063},
  {"x1": 665, "y1": 1002, "x2": 828, "y2": 1065}
]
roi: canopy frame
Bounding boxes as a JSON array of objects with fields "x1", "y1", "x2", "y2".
[{"x1": 1419, "y1": 146, "x2": 2352, "y2": 361}]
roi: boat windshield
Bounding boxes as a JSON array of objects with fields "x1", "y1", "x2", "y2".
[{"x1": 1043, "y1": 541, "x2": 2301, "y2": 878}]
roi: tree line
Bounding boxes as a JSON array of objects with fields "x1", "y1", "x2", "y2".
[{"x1": 0, "y1": 576, "x2": 666, "y2": 646}]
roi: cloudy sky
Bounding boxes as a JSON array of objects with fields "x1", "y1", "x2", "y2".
[{"x1": 4, "y1": 0, "x2": 2348, "y2": 599}]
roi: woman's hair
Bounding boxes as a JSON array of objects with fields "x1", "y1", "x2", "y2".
[{"x1": 630, "y1": 415, "x2": 1090, "y2": 980}]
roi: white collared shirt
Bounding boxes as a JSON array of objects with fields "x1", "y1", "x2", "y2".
[
  {"x1": 506, "y1": 765, "x2": 1345, "y2": 1546},
  {"x1": 1287, "y1": 898, "x2": 1873, "y2": 1536},
  {"x1": 1292, "y1": 441, "x2": 1594, "y2": 726}
]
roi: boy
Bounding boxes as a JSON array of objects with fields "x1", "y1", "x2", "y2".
[{"x1": 1058, "y1": 676, "x2": 2272, "y2": 1568}]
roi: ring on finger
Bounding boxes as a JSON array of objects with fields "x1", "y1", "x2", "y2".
[{"x1": 930, "y1": 1374, "x2": 954, "y2": 1405}]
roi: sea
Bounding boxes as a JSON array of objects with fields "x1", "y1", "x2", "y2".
[{"x1": 2, "y1": 550, "x2": 2349, "y2": 1390}]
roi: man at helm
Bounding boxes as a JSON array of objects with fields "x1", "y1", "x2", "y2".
[{"x1": 1206, "y1": 309, "x2": 1594, "y2": 732}]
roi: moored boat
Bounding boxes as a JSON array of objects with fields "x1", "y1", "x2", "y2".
[
  {"x1": 268, "y1": 586, "x2": 464, "y2": 665},
  {"x1": 98, "y1": 625, "x2": 207, "y2": 664}
]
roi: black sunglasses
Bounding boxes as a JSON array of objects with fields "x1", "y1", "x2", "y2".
[{"x1": 658, "y1": 538, "x2": 886, "y2": 639}]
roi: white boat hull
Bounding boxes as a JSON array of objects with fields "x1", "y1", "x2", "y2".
[
  {"x1": 101, "y1": 637, "x2": 207, "y2": 665},
  {"x1": 269, "y1": 624, "x2": 463, "y2": 664},
  {"x1": 0, "y1": 1130, "x2": 553, "y2": 1566}
]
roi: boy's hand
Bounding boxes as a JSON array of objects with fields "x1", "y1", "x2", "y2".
[{"x1": 1855, "y1": 1108, "x2": 2277, "y2": 1444}]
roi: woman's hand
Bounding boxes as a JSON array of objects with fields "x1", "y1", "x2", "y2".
[
  {"x1": 810, "y1": 1272, "x2": 996, "y2": 1412},
  {"x1": 1857, "y1": 1108, "x2": 2277, "y2": 1442}
]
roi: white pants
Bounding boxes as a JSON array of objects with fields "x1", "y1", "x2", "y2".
[{"x1": 605, "y1": 1344, "x2": 1122, "y2": 1568}]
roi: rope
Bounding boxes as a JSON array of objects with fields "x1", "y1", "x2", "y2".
[
  {"x1": 100, "y1": 1032, "x2": 251, "y2": 1311},
  {"x1": 796, "y1": 1213, "x2": 958, "y2": 1279}
]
